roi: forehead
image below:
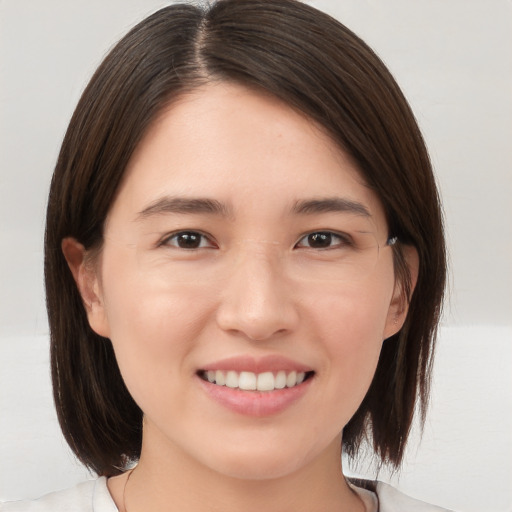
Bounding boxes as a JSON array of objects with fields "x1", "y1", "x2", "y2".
[{"x1": 108, "y1": 82, "x2": 387, "y2": 229}]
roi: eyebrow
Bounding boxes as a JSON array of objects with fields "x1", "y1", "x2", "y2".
[
  {"x1": 292, "y1": 197, "x2": 371, "y2": 217},
  {"x1": 135, "y1": 195, "x2": 371, "y2": 221},
  {"x1": 136, "y1": 196, "x2": 232, "y2": 220}
]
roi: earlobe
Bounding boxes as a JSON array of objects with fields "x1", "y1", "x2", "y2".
[
  {"x1": 384, "y1": 244, "x2": 419, "y2": 339},
  {"x1": 61, "y1": 238, "x2": 110, "y2": 338}
]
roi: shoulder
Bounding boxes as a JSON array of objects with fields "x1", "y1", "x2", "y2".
[
  {"x1": 349, "y1": 478, "x2": 455, "y2": 512},
  {"x1": 0, "y1": 477, "x2": 117, "y2": 512},
  {"x1": 375, "y1": 481, "x2": 455, "y2": 512}
]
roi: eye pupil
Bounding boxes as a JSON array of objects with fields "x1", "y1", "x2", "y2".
[
  {"x1": 308, "y1": 232, "x2": 332, "y2": 248},
  {"x1": 177, "y1": 232, "x2": 201, "y2": 249}
]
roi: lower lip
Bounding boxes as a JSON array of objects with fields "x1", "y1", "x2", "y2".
[{"x1": 197, "y1": 376, "x2": 313, "y2": 417}]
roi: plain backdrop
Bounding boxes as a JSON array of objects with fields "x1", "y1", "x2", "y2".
[{"x1": 0, "y1": 1, "x2": 511, "y2": 511}]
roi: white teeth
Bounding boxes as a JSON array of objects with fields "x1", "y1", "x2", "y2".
[
  {"x1": 203, "y1": 370, "x2": 309, "y2": 391},
  {"x1": 286, "y1": 370, "x2": 297, "y2": 388},
  {"x1": 239, "y1": 371, "x2": 257, "y2": 390},
  {"x1": 257, "y1": 372, "x2": 275, "y2": 391},
  {"x1": 215, "y1": 370, "x2": 226, "y2": 386},
  {"x1": 225, "y1": 371, "x2": 238, "y2": 388},
  {"x1": 275, "y1": 370, "x2": 287, "y2": 389}
]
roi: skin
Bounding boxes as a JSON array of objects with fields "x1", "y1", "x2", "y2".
[{"x1": 63, "y1": 82, "x2": 416, "y2": 512}]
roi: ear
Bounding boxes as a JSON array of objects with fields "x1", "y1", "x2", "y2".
[
  {"x1": 383, "y1": 244, "x2": 419, "y2": 339},
  {"x1": 61, "y1": 238, "x2": 110, "y2": 338}
]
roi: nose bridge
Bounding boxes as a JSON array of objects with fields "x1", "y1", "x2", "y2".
[
  {"x1": 235, "y1": 241, "x2": 281, "y2": 290},
  {"x1": 216, "y1": 240, "x2": 297, "y2": 340}
]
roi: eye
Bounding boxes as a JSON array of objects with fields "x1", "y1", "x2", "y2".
[
  {"x1": 162, "y1": 231, "x2": 216, "y2": 250},
  {"x1": 295, "y1": 231, "x2": 351, "y2": 250}
]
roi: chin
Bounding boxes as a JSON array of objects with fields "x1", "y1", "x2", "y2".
[
  {"x1": 211, "y1": 453, "x2": 306, "y2": 481},
  {"x1": 195, "y1": 435, "x2": 325, "y2": 482}
]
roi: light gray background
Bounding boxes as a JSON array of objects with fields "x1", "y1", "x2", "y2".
[{"x1": 1, "y1": 1, "x2": 511, "y2": 511}]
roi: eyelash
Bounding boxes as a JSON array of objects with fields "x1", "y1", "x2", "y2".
[
  {"x1": 160, "y1": 230, "x2": 352, "y2": 250},
  {"x1": 160, "y1": 231, "x2": 218, "y2": 250},
  {"x1": 295, "y1": 231, "x2": 353, "y2": 250}
]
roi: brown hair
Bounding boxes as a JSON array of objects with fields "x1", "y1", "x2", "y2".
[{"x1": 45, "y1": 0, "x2": 446, "y2": 476}]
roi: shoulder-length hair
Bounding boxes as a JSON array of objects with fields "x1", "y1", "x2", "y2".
[{"x1": 45, "y1": 0, "x2": 446, "y2": 476}]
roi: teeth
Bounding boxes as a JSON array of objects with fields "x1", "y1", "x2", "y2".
[
  {"x1": 286, "y1": 370, "x2": 297, "y2": 388},
  {"x1": 275, "y1": 370, "x2": 287, "y2": 389},
  {"x1": 225, "y1": 371, "x2": 238, "y2": 388},
  {"x1": 215, "y1": 370, "x2": 226, "y2": 386},
  {"x1": 239, "y1": 371, "x2": 257, "y2": 390},
  {"x1": 257, "y1": 372, "x2": 274, "y2": 391},
  {"x1": 202, "y1": 370, "x2": 308, "y2": 391}
]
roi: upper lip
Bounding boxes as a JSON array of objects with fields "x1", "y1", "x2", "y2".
[{"x1": 199, "y1": 355, "x2": 313, "y2": 374}]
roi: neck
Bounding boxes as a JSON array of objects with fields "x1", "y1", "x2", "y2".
[{"x1": 112, "y1": 424, "x2": 364, "y2": 512}]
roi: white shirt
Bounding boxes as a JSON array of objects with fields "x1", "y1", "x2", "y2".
[{"x1": 0, "y1": 477, "x2": 454, "y2": 511}]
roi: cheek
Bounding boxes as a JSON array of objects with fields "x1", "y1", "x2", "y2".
[
  {"x1": 98, "y1": 252, "x2": 215, "y2": 397},
  {"x1": 312, "y1": 275, "x2": 394, "y2": 349},
  {"x1": 102, "y1": 246, "x2": 211, "y2": 334},
  {"x1": 306, "y1": 280, "x2": 394, "y2": 420},
  {"x1": 321, "y1": 293, "x2": 384, "y2": 375}
]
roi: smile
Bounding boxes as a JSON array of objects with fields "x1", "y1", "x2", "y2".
[{"x1": 198, "y1": 370, "x2": 313, "y2": 392}]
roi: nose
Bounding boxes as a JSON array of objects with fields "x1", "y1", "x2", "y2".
[{"x1": 215, "y1": 246, "x2": 299, "y2": 341}]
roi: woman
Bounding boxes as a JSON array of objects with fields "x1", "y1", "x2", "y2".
[{"x1": 3, "y1": 0, "x2": 447, "y2": 510}]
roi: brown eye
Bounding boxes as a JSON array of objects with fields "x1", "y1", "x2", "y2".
[
  {"x1": 164, "y1": 231, "x2": 214, "y2": 249},
  {"x1": 295, "y1": 231, "x2": 350, "y2": 250},
  {"x1": 307, "y1": 232, "x2": 332, "y2": 248}
]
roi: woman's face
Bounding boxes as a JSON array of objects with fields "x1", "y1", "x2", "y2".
[{"x1": 81, "y1": 82, "x2": 404, "y2": 480}]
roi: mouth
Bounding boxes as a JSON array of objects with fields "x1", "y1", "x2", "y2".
[
  {"x1": 197, "y1": 369, "x2": 315, "y2": 392},
  {"x1": 196, "y1": 355, "x2": 315, "y2": 416}
]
